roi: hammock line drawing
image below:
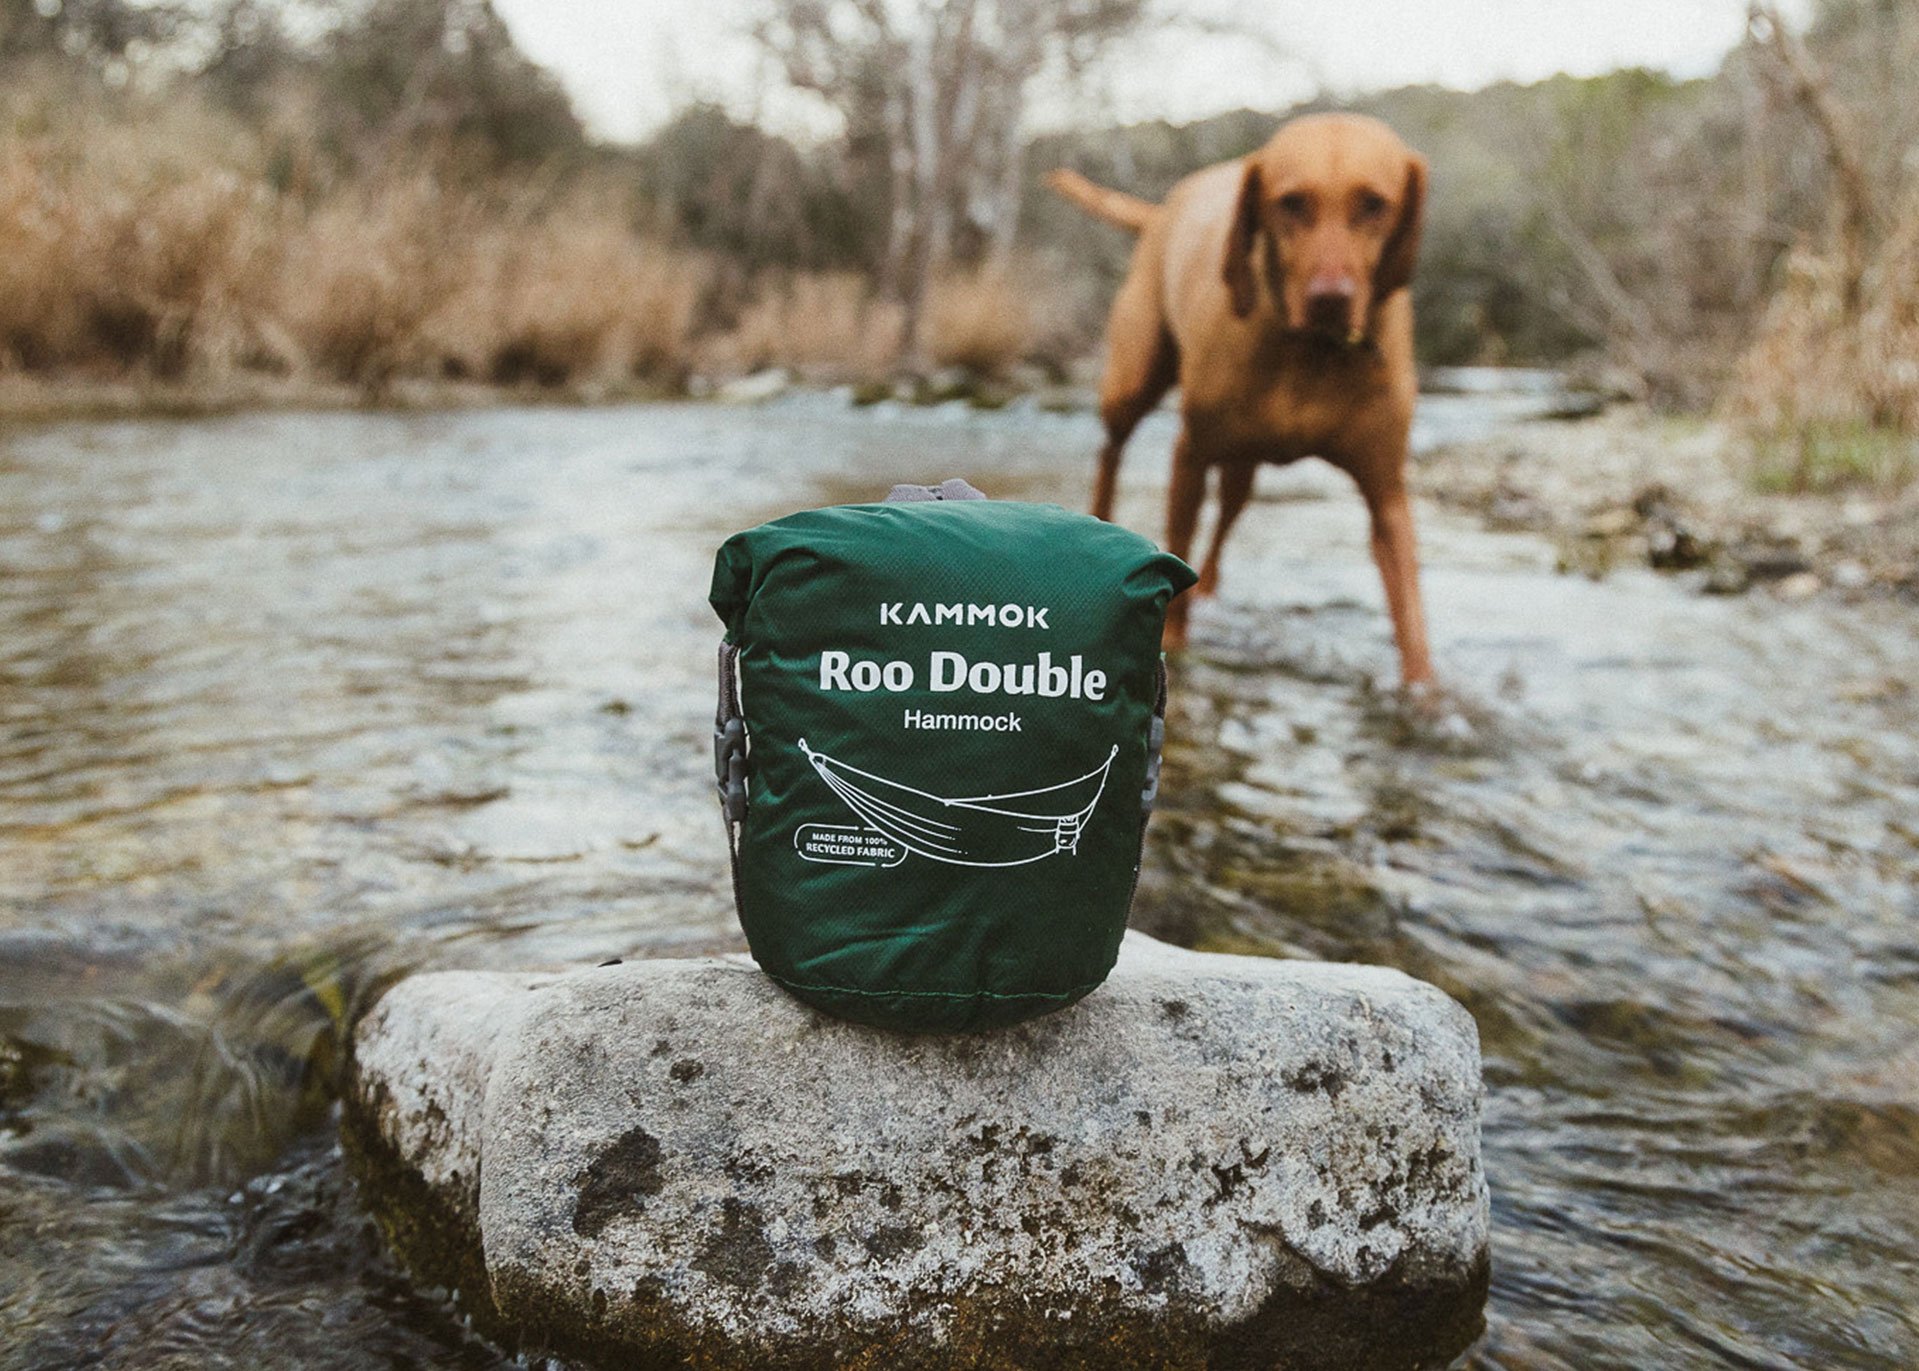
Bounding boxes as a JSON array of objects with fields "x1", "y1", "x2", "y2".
[{"x1": 797, "y1": 738, "x2": 1118, "y2": 868}]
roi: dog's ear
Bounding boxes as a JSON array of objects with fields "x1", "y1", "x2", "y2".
[
  {"x1": 1373, "y1": 154, "x2": 1427, "y2": 300},
  {"x1": 1222, "y1": 161, "x2": 1263, "y2": 320}
]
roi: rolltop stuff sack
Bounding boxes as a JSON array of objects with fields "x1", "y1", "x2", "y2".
[{"x1": 710, "y1": 481, "x2": 1195, "y2": 1033}]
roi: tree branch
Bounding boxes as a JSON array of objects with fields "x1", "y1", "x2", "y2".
[{"x1": 1748, "y1": 2, "x2": 1875, "y2": 315}]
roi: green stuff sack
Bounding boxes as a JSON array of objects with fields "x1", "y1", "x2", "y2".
[{"x1": 709, "y1": 486, "x2": 1195, "y2": 1033}]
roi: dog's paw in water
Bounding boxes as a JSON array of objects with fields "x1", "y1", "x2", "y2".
[{"x1": 1373, "y1": 676, "x2": 1490, "y2": 753}]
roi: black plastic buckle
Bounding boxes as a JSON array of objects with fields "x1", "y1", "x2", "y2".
[{"x1": 714, "y1": 717, "x2": 749, "y2": 824}]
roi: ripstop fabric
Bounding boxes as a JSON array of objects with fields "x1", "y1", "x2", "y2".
[{"x1": 710, "y1": 497, "x2": 1195, "y2": 1033}]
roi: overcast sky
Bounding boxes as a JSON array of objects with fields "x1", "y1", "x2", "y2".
[{"x1": 491, "y1": 0, "x2": 1814, "y2": 145}]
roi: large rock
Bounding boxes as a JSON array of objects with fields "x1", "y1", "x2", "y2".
[{"x1": 345, "y1": 934, "x2": 1489, "y2": 1370}]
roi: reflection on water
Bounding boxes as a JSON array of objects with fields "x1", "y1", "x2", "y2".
[{"x1": 2, "y1": 393, "x2": 1916, "y2": 1368}]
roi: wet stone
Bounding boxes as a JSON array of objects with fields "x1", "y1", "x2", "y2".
[
  {"x1": 346, "y1": 932, "x2": 1490, "y2": 1370},
  {"x1": 0, "y1": 1034, "x2": 67, "y2": 1110}
]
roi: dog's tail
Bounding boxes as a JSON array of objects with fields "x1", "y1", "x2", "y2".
[{"x1": 1044, "y1": 169, "x2": 1156, "y2": 233}]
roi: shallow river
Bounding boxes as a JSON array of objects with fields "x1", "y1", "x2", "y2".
[{"x1": 2, "y1": 390, "x2": 1915, "y2": 1369}]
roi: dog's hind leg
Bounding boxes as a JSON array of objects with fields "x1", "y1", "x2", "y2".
[{"x1": 1092, "y1": 266, "x2": 1177, "y2": 521}]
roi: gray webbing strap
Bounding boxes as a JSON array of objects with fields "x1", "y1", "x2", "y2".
[
  {"x1": 715, "y1": 642, "x2": 747, "y2": 907},
  {"x1": 1142, "y1": 657, "x2": 1168, "y2": 818},
  {"x1": 1125, "y1": 657, "x2": 1170, "y2": 912}
]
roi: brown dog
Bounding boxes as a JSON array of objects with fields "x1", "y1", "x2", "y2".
[{"x1": 1048, "y1": 113, "x2": 1433, "y2": 685}]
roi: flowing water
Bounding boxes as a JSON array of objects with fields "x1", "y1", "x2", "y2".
[{"x1": 1, "y1": 388, "x2": 1915, "y2": 1369}]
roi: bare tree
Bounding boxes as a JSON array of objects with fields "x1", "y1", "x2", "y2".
[
  {"x1": 1747, "y1": 2, "x2": 1875, "y2": 317},
  {"x1": 751, "y1": 0, "x2": 1151, "y2": 367}
]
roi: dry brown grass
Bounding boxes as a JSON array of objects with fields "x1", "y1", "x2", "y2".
[
  {"x1": 424, "y1": 195, "x2": 708, "y2": 387},
  {"x1": 276, "y1": 177, "x2": 478, "y2": 386},
  {"x1": 652, "y1": 262, "x2": 1058, "y2": 384},
  {"x1": 0, "y1": 86, "x2": 720, "y2": 395},
  {"x1": 700, "y1": 272, "x2": 902, "y2": 380},
  {"x1": 0, "y1": 79, "x2": 288, "y2": 379},
  {"x1": 0, "y1": 86, "x2": 1079, "y2": 400},
  {"x1": 926, "y1": 267, "x2": 1033, "y2": 377},
  {"x1": 1731, "y1": 192, "x2": 1919, "y2": 490},
  {"x1": 0, "y1": 146, "x2": 89, "y2": 369},
  {"x1": 0, "y1": 149, "x2": 280, "y2": 378},
  {"x1": 0, "y1": 149, "x2": 714, "y2": 394}
]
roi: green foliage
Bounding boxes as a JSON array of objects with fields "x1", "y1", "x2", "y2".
[
  {"x1": 635, "y1": 104, "x2": 871, "y2": 271},
  {"x1": 317, "y1": 0, "x2": 583, "y2": 167},
  {"x1": 196, "y1": 1, "x2": 306, "y2": 121},
  {"x1": 1751, "y1": 420, "x2": 1917, "y2": 494},
  {"x1": 0, "y1": 0, "x2": 181, "y2": 68},
  {"x1": 3, "y1": 0, "x2": 589, "y2": 173}
]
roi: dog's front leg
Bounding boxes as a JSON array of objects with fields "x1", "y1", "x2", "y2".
[
  {"x1": 1161, "y1": 432, "x2": 1208, "y2": 651},
  {"x1": 1195, "y1": 460, "x2": 1255, "y2": 597},
  {"x1": 1361, "y1": 474, "x2": 1434, "y2": 686}
]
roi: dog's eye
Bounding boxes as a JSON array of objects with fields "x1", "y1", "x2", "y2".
[
  {"x1": 1275, "y1": 192, "x2": 1311, "y2": 220},
  {"x1": 1353, "y1": 190, "x2": 1389, "y2": 223}
]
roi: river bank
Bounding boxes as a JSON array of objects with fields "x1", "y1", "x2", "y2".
[
  {"x1": 0, "y1": 372, "x2": 694, "y2": 425},
  {"x1": 1418, "y1": 405, "x2": 1919, "y2": 603},
  {"x1": 0, "y1": 363, "x2": 1079, "y2": 425}
]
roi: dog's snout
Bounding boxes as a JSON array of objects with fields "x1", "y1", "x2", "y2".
[
  {"x1": 1307, "y1": 270, "x2": 1356, "y2": 300},
  {"x1": 1304, "y1": 271, "x2": 1357, "y2": 332}
]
